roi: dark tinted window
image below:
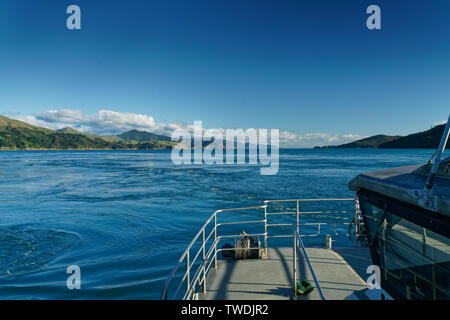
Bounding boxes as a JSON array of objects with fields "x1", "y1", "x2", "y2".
[{"x1": 359, "y1": 191, "x2": 450, "y2": 300}]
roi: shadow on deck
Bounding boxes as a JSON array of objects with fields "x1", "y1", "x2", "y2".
[{"x1": 201, "y1": 247, "x2": 371, "y2": 300}]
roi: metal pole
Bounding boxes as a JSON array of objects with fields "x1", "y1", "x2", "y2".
[
  {"x1": 297, "y1": 233, "x2": 326, "y2": 300},
  {"x1": 296, "y1": 201, "x2": 299, "y2": 234},
  {"x1": 202, "y1": 228, "x2": 206, "y2": 294},
  {"x1": 186, "y1": 250, "x2": 190, "y2": 296},
  {"x1": 354, "y1": 198, "x2": 358, "y2": 247},
  {"x1": 293, "y1": 232, "x2": 297, "y2": 297},
  {"x1": 326, "y1": 235, "x2": 332, "y2": 249},
  {"x1": 213, "y1": 213, "x2": 217, "y2": 269},
  {"x1": 425, "y1": 113, "x2": 450, "y2": 190},
  {"x1": 264, "y1": 206, "x2": 268, "y2": 255}
]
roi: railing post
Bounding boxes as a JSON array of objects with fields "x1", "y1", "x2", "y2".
[
  {"x1": 296, "y1": 201, "x2": 300, "y2": 234},
  {"x1": 354, "y1": 198, "x2": 358, "y2": 247},
  {"x1": 264, "y1": 205, "x2": 268, "y2": 255},
  {"x1": 201, "y1": 228, "x2": 206, "y2": 294},
  {"x1": 293, "y1": 232, "x2": 297, "y2": 297},
  {"x1": 186, "y1": 250, "x2": 190, "y2": 297},
  {"x1": 326, "y1": 234, "x2": 332, "y2": 249},
  {"x1": 213, "y1": 213, "x2": 217, "y2": 269}
]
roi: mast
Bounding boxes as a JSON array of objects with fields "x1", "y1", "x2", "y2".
[
  {"x1": 417, "y1": 113, "x2": 450, "y2": 211},
  {"x1": 425, "y1": 113, "x2": 450, "y2": 191}
]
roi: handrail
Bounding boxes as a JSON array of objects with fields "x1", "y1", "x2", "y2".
[
  {"x1": 294, "y1": 231, "x2": 326, "y2": 300},
  {"x1": 160, "y1": 204, "x2": 267, "y2": 300},
  {"x1": 265, "y1": 198, "x2": 355, "y2": 203},
  {"x1": 263, "y1": 198, "x2": 360, "y2": 248},
  {"x1": 161, "y1": 198, "x2": 361, "y2": 300}
]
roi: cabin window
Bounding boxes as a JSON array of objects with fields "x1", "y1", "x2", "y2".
[{"x1": 358, "y1": 190, "x2": 450, "y2": 300}]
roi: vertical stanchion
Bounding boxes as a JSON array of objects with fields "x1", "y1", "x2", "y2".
[
  {"x1": 354, "y1": 198, "x2": 358, "y2": 247},
  {"x1": 293, "y1": 232, "x2": 297, "y2": 297},
  {"x1": 186, "y1": 250, "x2": 190, "y2": 297},
  {"x1": 213, "y1": 213, "x2": 217, "y2": 269},
  {"x1": 202, "y1": 228, "x2": 206, "y2": 294},
  {"x1": 264, "y1": 205, "x2": 268, "y2": 255},
  {"x1": 425, "y1": 113, "x2": 450, "y2": 191},
  {"x1": 296, "y1": 201, "x2": 300, "y2": 234}
]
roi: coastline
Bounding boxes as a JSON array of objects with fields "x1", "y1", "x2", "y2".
[{"x1": 0, "y1": 147, "x2": 172, "y2": 151}]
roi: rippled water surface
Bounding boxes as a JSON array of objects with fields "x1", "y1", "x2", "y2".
[{"x1": 0, "y1": 149, "x2": 435, "y2": 299}]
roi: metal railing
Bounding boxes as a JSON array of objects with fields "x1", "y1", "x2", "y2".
[
  {"x1": 264, "y1": 198, "x2": 363, "y2": 248},
  {"x1": 293, "y1": 231, "x2": 326, "y2": 300},
  {"x1": 160, "y1": 198, "x2": 363, "y2": 300},
  {"x1": 160, "y1": 205, "x2": 267, "y2": 300}
]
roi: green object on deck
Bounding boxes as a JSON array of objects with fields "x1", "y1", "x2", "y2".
[{"x1": 296, "y1": 280, "x2": 314, "y2": 295}]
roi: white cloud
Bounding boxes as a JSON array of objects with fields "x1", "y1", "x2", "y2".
[
  {"x1": 432, "y1": 120, "x2": 447, "y2": 127},
  {"x1": 279, "y1": 131, "x2": 366, "y2": 148},
  {"x1": 11, "y1": 109, "x2": 365, "y2": 148},
  {"x1": 13, "y1": 114, "x2": 69, "y2": 130},
  {"x1": 15, "y1": 109, "x2": 188, "y2": 137}
]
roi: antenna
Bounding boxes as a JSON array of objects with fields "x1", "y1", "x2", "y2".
[{"x1": 425, "y1": 113, "x2": 450, "y2": 191}]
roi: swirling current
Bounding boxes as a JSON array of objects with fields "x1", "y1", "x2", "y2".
[{"x1": 0, "y1": 149, "x2": 434, "y2": 299}]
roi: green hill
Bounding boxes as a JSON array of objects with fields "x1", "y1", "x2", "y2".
[
  {"x1": 379, "y1": 124, "x2": 449, "y2": 149},
  {"x1": 57, "y1": 127, "x2": 82, "y2": 134},
  {"x1": 316, "y1": 123, "x2": 448, "y2": 149},
  {"x1": 0, "y1": 115, "x2": 54, "y2": 134},
  {"x1": 0, "y1": 116, "x2": 128, "y2": 150},
  {"x1": 318, "y1": 135, "x2": 401, "y2": 148},
  {"x1": 57, "y1": 127, "x2": 122, "y2": 142},
  {"x1": 3, "y1": 114, "x2": 447, "y2": 150},
  {"x1": 0, "y1": 115, "x2": 175, "y2": 150}
]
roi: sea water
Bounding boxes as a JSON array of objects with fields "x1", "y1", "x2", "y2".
[{"x1": 0, "y1": 149, "x2": 435, "y2": 299}]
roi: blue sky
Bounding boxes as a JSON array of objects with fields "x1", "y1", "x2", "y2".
[{"x1": 0, "y1": 0, "x2": 449, "y2": 147}]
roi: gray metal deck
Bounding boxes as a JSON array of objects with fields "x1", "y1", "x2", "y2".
[
  {"x1": 201, "y1": 247, "x2": 370, "y2": 300},
  {"x1": 160, "y1": 199, "x2": 369, "y2": 300}
]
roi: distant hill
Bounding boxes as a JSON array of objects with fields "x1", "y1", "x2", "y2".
[
  {"x1": 0, "y1": 116, "x2": 129, "y2": 150},
  {"x1": 379, "y1": 124, "x2": 449, "y2": 149},
  {"x1": 57, "y1": 127, "x2": 82, "y2": 134},
  {"x1": 319, "y1": 135, "x2": 401, "y2": 148},
  {"x1": 316, "y1": 123, "x2": 448, "y2": 149},
  {"x1": 117, "y1": 129, "x2": 171, "y2": 143},
  {"x1": 0, "y1": 116, "x2": 176, "y2": 150},
  {"x1": 57, "y1": 127, "x2": 122, "y2": 142},
  {"x1": 3, "y1": 114, "x2": 448, "y2": 150}
]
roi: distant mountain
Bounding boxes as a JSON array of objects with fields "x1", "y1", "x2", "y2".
[
  {"x1": 117, "y1": 129, "x2": 171, "y2": 143},
  {"x1": 379, "y1": 124, "x2": 449, "y2": 149},
  {"x1": 316, "y1": 123, "x2": 448, "y2": 149},
  {"x1": 57, "y1": 127, "x2": 121, "y2": 142},
  {"x1": 318, "y1": 135, "x2": 402, "y2": 148},
  {"x1": 57, "y1": 127, "x2": 82, "y2": 134},
  {"x1": 0, "y1": 116, "x2": 128, "y2": 150},
  {"x1": 0, "y1": 116, "x2": 176, "y2": 150},
  {"x1": 3, "y1": 114, "x2": 448, "y2": 150}
]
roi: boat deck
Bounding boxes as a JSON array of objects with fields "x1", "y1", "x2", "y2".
[{"x1": 201, "y1": 247, "x2": 371, "y2": 300}]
